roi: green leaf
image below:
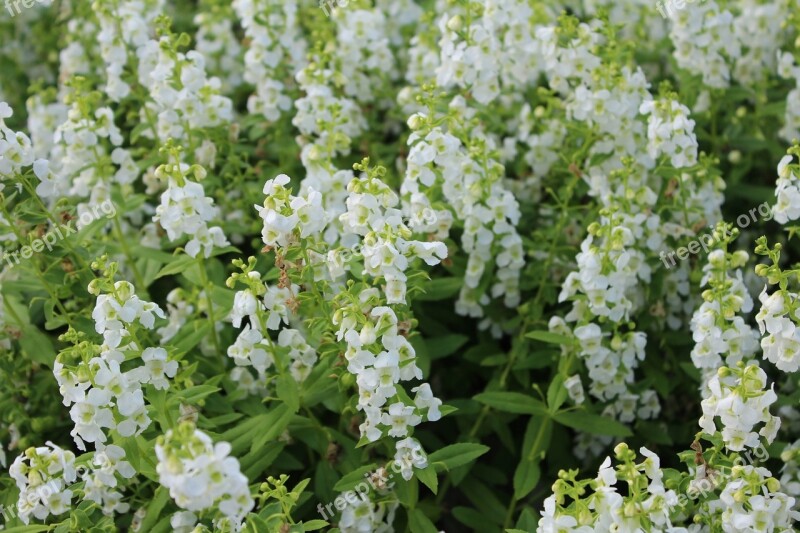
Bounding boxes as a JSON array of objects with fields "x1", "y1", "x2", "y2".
[
  {"x1": 452, "y1": 507, "x2": 498, "y2": 531},
  {"x1": 333, "y1": 464, "x2": 378, "y2": 492},
  {"x1": 172, "y1": 384, "x2": 220, "y2": 404},
  {"x1": 546, "y1": 374, "x2": 568, "y2": 413},
  {"x1": 315, "y1": 461, "x2": 339, "y2": 505},
  {"x1": 153, "y1": 255, "x2": 196, "y2": 280},
  {"x1": 554, "y1": 411, "x2": 632, "y2": 437},
  {"x1": 513, "y1": 459, "x2": 540, "y2": 500},
  {"x1": 242, "y1": 442, "x2": 285, "y2": 479},
  {"x1": 523, "y1": 416, "x2": 552, "y2": 462},
  {"x1": 516, "y1": 508, "x2": 538, "y2": 531},
  {"x1": 460, "y1": 479, "x2": 506, "y2": 524},
  {"x1": 394, "y1": 476, "x2": 419, "y2": 508},
  {"x1": 245, "y1": 515, "x2": 272, "y2": 533},
  {"x1": 426, "y1": 334, "x2": 469, "y2": 360},
  {"x1": 136, "y1": 486, "x2": 170, "y2": 532},
  {"x1": 209, "y1": 245, "x2": 242, "y2": 257},
  {"x1": 524, "y1": 330, "x2": 576, "y2": 346},
  {"x1": 428, "y1": 443, "x2": 490, "y2": 471},
  {"x1": 474, "y1": 392, "x2": 549, "y2": 416},
  {"x1": 480, "y1": 354, "x2": 508, "y2": 366},
  {"x1": 416, "y1": 464, "x2": 439, "y2": 494},
  {"x1": 130, "y1": 121, "x2": 150, "y2": 144},
  {"x1": 408, "y1": 509, "x2": 438, "y2": 533},
  {"x1": 412, "y1": 277, "x2": 462, "y2": 301},
  {"x1": 19, "y1": 326, "x2": 56, "y2": 367},
  {"x1": 171, "y1": 321, "x2": 212, "y2": 357},
  {"x1": 276, "y1": 374, "x2": 301, "y2": 413},
  {"x1": 637, "y1": 421, "x2": 674, "y2": 445},
  {"x1": 129, "y1": 244, "x2": 176, "y2": 263},
  {"x1": 679, "y1": 362, "x2": 701, "y2": 381},
  {"x1": 302, "y1": 520, "x2": 329, "y2": 531},
  {"x1": 438, "y1": 405, "x2": 458, "y2": 418},
  {"x1": 249, "y1": 404, "x2": 295, "y2": 452}
]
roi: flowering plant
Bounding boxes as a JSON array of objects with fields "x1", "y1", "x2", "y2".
[{"x1": 2, "y1": 0, "x2": 800, "y2": 531}]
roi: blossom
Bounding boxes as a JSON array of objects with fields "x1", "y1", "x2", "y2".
[{"x1": 155, "y1": 423, "x2": 254, "y2": 527}]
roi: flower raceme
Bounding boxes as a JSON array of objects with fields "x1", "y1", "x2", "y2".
[
  {"x1": 5, "y1": 2, "x2": 800, "y2": 532},
  {"x1": 155, "y1": 422, "x2": 254, "y2": 530}
]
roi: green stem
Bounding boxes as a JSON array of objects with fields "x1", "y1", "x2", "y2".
[
  {"x1": 112, "y1": 214, "x2": 148, "y2": 297},
  {"x1": 503, "y1": 497, "x2": 518, "y2": 530},
  {"x1": 198, "y1": 256, "x2": 223, "y2": 356}
]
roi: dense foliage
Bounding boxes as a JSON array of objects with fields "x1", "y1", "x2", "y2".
[{"x1": 2, "y1": 0, "x2": 800, "y2": 531}]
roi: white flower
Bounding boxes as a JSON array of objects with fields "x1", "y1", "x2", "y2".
[
  {"x1": 564, "y1": 375, "x2": 585, "y2": 405},
  {"x1": 700, "y1": 364, "x2": 780, "y2": 451},
  {"x1": 155, "y1": 425, "x2": 253, "y2": 527},
  {"x1": 231, "y1": 289, "x2": 261, "y2": 329},
  {"x1": 412, "y1": 384, "x2": 442, "y2": 421},
  {"x1": 138, "y1": 347, "x2": 179, "y2": 390},
  {"x1": 381, "y1": 402, "x2": 421, "y2": 438},
  {"x1": 10, "y1": 442, "x2": 77, "y2": 524},
  {"x1": 393, "y1": 438, "x2": 427, "y2": 481}
]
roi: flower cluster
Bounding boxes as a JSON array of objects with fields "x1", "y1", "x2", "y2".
[
  {"x1": 256, "y1": 173, "x2": 326, "y2": 249},
  {"x1": 341, "y1": 164, "x2": 448, "y2": 304},
  {"x1": 403, "y1": 109, "x2": 523, "y2": 318},
  {"x1": 155, "y1": 422, "x2": 254, "y2": 530},
  {"x1": 0, "y1": 102, "x2": 35, "y2": 182},
  {"x1": 668, "y1": 1, "x2": 740, "y2": 89},
  {"x1": 538, "y1": 444, "x2": 683, "y2": 532},
  {"x1": 194, "y1": 5, "x2": 243, "y2": 95},
  {"x1": 233, "y1": 0, "x2": 304, "y2": 121},
  {"x1": 6, "y1": 1, "x2": 800, "y2": 531},
  {"x1": 38, "y1": 94, "x2": 136, "y2": 220},
  {"x1": 690, "y1": 246, "x2": 759, "y2": 372},
  {"x1": 136, "y1": 30, "x2": 233, "y2": 145},
  {"x1": 333, "y1": 292, "x2": 439, "y2": 448},
  {"x1": 540, "y1": 440, "x2": 800, "y2": 532},
  {"x1": 699, "y1": 363, "x2": 780, "y2": 451},
  {"x1": 754, "y1": 232, "x2": 800, "y2": 373},
  {"x1": 778, "y1": 50, "x2": 800, "y2": 143},
  {"x1": 771, "y1": 151, "x2": 800, "y2": 224},
  {"x1": 553, "y1": 205, "x2": 654, "y2": 413},
  {"x1": 332, "y1": 8, "x2": 396, "y2": 104},
  {"x1": 54, "y1": 280, "x2": 171, "y2": 450},
  {"x1": 9, "y1": 442, "x2": 77, "y2": 524},
  {"x1": 639, "y1": 98, "x2": 698, "y2": 168},
  {"x1": 435, "y1": 1, "x2": 552, "y2": 104},
  {"x1": 82, "y1": 443, "x2": 136, "y2": 516},
  {"x1": 95, "y1": 0, "x2": 162, "y2": 102},
  {"x1": 153, "y1": 154, "x2": 229, "y2": 258},
  {"x1": 710, "y1": 464, "x2": 797, "y2": 531},
  {"x1": 339, "y1": 499, "x2": 397, "y2": 533},
  {"x1": 756, "y1": 286, "x2": 800, "y2": 372}
]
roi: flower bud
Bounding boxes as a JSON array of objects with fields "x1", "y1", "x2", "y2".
[
  {"x1": 766, "y1": 477, "x2": 781, "y2": 493},
  {"x1": 407, "y1": 113, "x2": 424, "y2": 131},
  {"x1": 446, "y1": 15, "x2": 462, "y2": 32}
]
